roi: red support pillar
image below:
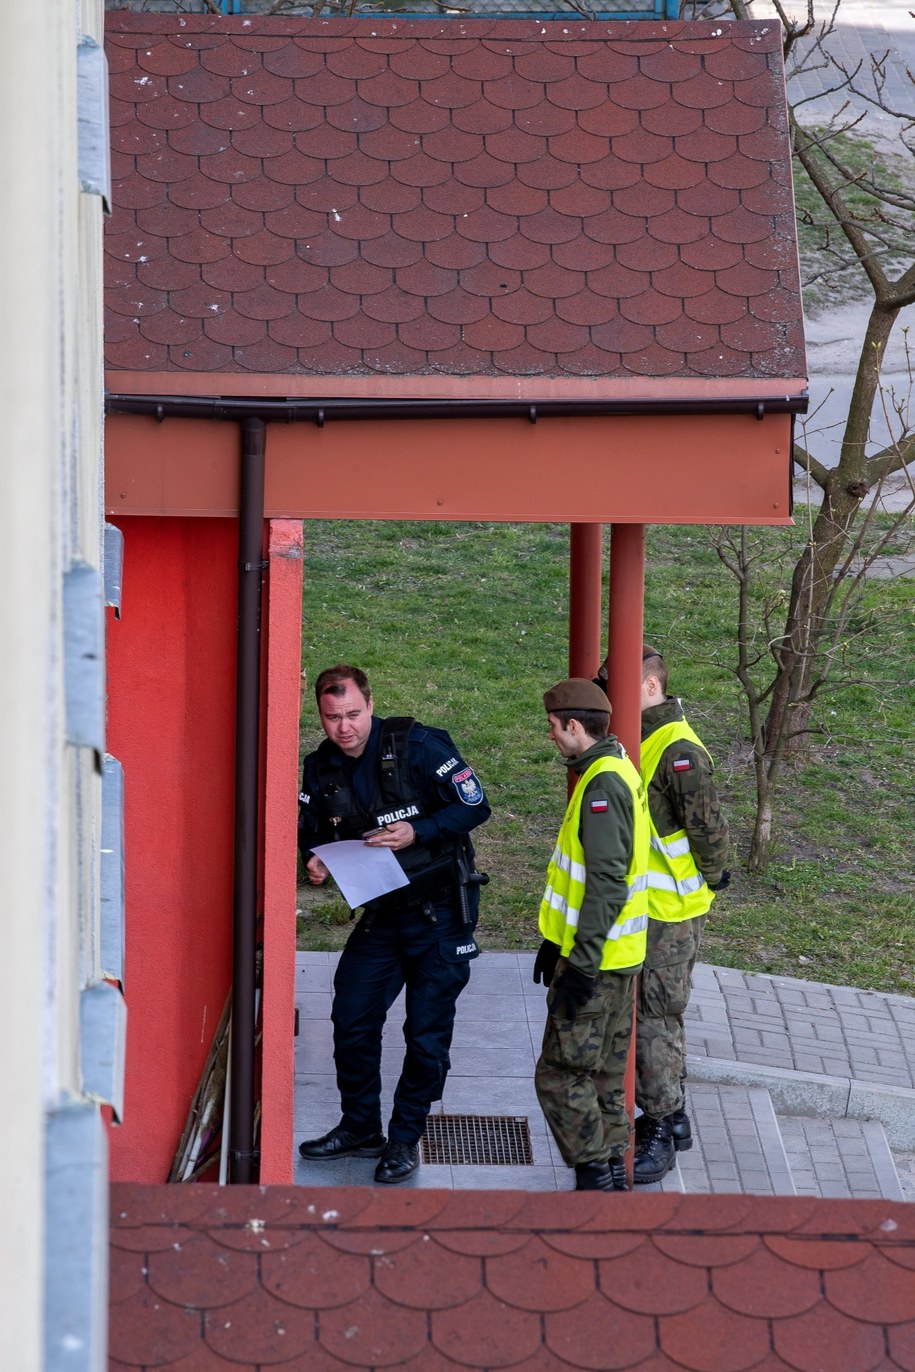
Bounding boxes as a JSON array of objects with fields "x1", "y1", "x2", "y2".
[
  {"x1": 607, "y1": 522, "x2": 646, "y2": 1184},
  {"x1": 259, "y1": 519, "x2": 304, "y2": 1183},
  {"x1": 568, "y1": 523, "x2": 603, "y2": 680},
  {"x1": 607, "y1": 524, "x2": 645, "y2": 760}
]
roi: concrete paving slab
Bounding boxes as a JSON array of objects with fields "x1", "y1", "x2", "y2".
[
  {"x1": 671, "y1": 1085, "x2": 796, "y2": 1197},
  {"x1": 779, "y1": 1115, "x2": 904, "y2": 1200}
]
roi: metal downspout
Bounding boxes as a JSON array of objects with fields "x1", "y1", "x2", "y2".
[{"x1": 229, "y1": 416, "x2": 266, "y2": 1184}]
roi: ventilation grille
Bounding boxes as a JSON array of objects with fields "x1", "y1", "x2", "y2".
[{"x1": 421, "y1": 1114, "x2": 533, "y2": 1166}]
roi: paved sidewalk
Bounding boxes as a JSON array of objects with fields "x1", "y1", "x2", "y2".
[
  {"x1": 685, "y1": 964, "x2": 915, "y2": 1148},
  {"x1": 745, "y1": 0, "x2": 915, "y2": 150},
  {"x1": 293, "y1": 951, "x2": 915, "y2": 1192}
]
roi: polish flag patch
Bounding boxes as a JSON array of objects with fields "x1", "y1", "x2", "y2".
[
  {"x1": 672, "y1": 757, "x2": 693, "y2": 772},
  {"x1": 590, "y1": 799, "x2": 609, "y2": 812}
]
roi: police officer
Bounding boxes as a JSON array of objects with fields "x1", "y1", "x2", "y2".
[
  {"x1": 533, "y1": 679, "x2": 649, "y2": 1192},
  {"x1": 297, "y1": 665, "x2": 490, "y2": 1185},
  {"x1": 615, "y1": 645, "x2": 730, "y2": 1183}
]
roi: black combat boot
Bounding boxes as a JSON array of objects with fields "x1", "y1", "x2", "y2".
[
  {"x1": 632, "y1": 1116, "x2": 676, "y2": 1184},
  {"x1": 636, "y1": 1108, "x2": 692, "y2": 1153},
  {"x1": 574, "y1": 1160, "x2": 628, "y2": 1192},
  {"x1": 666, "y1": 1108, "x2": 693, "y2": 1152}
]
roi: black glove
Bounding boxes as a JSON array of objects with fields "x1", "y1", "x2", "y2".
[
  {"x1": 551, "y1": 964, "x2": 597, "y2": 1022},
  {"x1": 708, "y1": 869, "x2": 731, "y2": 892},
  {"x1": 532, "y1": 939, "x2": 561, "y2": 987}
]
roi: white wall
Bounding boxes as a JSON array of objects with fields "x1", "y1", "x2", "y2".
[{"x1": 0, "y1": 2, "x2": 106, "y2": 1366}]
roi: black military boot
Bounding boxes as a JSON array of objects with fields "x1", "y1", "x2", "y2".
[
  {"x1": 666, "y1": 1108, "x2": 693, "y2": 1152},
  {"x1": 636, "y1": 1109, "x2": 692, "y2": 1153},
  {"x1": 574, "y1": 1160, "x2": 628, "y2": 1192},
  {"x1": 633, "y1": 1116, "x2": 676, "y2": 1184}
]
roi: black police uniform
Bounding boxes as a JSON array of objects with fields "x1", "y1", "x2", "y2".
[{"x1": 298, "y1": 715, "x2": 490, "y2": 1147}]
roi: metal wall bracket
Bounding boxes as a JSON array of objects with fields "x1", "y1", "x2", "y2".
[
  {"x1": 80, "y1": 980, "x2": 127, "y2": 1123},
  {"x1": 104, "y1": 523, "x2": 123, "y2": 617},
  {"x1": 63, "y1": 561, "x2": 105, "y2": 760},
  {"x1": 101, "y1": 756, "x2": 125, "y2": 988},
  {"x1": 77, "y1": 35, "x2": 111, "y2": 213}
]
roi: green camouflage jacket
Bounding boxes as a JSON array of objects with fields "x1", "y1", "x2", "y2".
[{"x1": 640, "y1": 698, "x2": 729, "y2": 886}]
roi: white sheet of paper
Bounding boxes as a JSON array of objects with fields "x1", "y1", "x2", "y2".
[{"x1": 312, "y1": 840, "x2": 410, "y2": 910}]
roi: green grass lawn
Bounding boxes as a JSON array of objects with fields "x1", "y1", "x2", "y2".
[{"x1": 296, "y1": 519, "x2": 915, "y2": 995}]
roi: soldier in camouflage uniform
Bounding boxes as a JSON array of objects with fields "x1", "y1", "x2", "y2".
[
  {"x1": 631, "y1": 646, "x2": 730, "y2": 1183},
  {"x1": 532, "y1": 678, "x2": 649, "y2": 1192}
]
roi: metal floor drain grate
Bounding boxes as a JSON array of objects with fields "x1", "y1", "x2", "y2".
[{"x1": 421, "y1": 1114, "x2": 533, "y2": 1166}]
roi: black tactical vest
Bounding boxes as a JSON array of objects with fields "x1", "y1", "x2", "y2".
[{"x1": 312, "y1": 717, "x2": 459, "y2": 894}]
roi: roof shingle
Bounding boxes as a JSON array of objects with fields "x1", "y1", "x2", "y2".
[
  {"x1": 105, "y1": 14, "x2": 805, "y2": 388},
  {"x1": 110, "y1": 1185, "x2": 915, "y2": 1371}
]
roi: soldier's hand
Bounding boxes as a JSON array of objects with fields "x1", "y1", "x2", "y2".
[
  {"x1": 551, "y1": 964, "x2": 597, "y2": 1022},
  {"x1": 532, "y1": 939, "x2": 560, "y2": 987},
  {"x1": 709, "y1": 869, "x2": 731, "y2": 892}
]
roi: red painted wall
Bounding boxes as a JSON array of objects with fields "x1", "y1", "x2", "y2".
[{"x1": 106, "y1": 516, "x2": 238, "y2": 1181}]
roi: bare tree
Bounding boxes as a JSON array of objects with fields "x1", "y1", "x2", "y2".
[
  {"x1": 696, "y1": 0, "x2": 915, "y2": 868},
  {"x1": 714, "y1": 453, "x2": 914, "y2": 868}
]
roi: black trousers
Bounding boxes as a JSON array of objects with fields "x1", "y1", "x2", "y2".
[{"x1": 332, "y1": 899, "x2": 479, "y2": 1145}]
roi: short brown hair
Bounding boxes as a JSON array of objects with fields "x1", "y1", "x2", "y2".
[
  {"x1": 641, "y1": 645, "x2": 668, "y2": 695},
  {"x1": 550, "y1": 707, "x2": 610, "y2": 742},
  {"x1": 314, "y1": 664, "x2": 371, "y2": 705}
]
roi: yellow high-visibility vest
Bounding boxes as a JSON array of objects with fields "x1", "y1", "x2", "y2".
[
  {"x1": 640, "y1": 720, "x2": 714, "y2": 923},
  {"x1": 539, "y1": 753, "x2": 649, "y2": 971}
]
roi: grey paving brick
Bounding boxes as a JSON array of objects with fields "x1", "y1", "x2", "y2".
[
  {"x1": 740, "y1": 1050, "x2": 795, "y2": 1067},
  {"x1": 876, "y1": 1051, "x2": 910, "y2": 1069},
  {"x1": 811, "y1": 1022, "x2": 847, "y2": 1043},
  {"x1": 748, "y1": 1000, "x2": 786, "y2": 1018},
  {"x1": 790, "y1": 1037, "x2": 851, "y2": 1059}
]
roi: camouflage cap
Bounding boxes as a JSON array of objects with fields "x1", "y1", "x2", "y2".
[{"x1": 543, "y1": 678, "x2": 611, "y2": 714}]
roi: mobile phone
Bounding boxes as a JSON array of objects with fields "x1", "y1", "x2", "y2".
[{"x1": 362, "y1": 825, "x2": 389, "y2": 838}]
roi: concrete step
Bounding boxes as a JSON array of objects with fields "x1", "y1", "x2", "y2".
[
  {"x1": 638, "y1": 1084, "x2": 795, "y2": 1196},
  {"x1": 678, "y1": 1083, "x2": 796, "y2": 1196},
  {"x1": 778, "y1": 1115, "x2": 905, "y2": 1201},
  {"x1": 643, "y1": 1087, "x2": 906, "y2": 1201}
]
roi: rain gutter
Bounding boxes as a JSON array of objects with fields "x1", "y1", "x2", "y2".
[
  {"x1": 106, "y1": 391, "x2": 807, "y2": 424},
  {"x1": 228, "y1": 416, "x2": 265, "y2": 1185}
]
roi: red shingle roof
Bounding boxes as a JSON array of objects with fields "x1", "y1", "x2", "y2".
[
  {"x1": 110, "y1": 1184, "x2": 915, "y2": 1369},
  {"x1": 105, "y1": 14, "x2": 805, "y2": 390}
]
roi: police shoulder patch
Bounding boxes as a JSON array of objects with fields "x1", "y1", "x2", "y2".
[{"x1": 451, "y1": 766, "x2": 484, "y2": 805}]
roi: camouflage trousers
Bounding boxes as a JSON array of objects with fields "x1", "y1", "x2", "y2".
[
  {"x1": 635, "y1": 915, "x2": 706, "y2": 1120},
  {"x1": 535, "y1": 963, "x2": 637, "y2": 1167}
]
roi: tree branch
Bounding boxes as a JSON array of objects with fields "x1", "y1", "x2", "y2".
[{"x1": 793, "y1": 439, "x2": 830, "y2": 487}]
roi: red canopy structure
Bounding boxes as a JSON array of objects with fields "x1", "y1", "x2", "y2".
[{"x1": 103, "y1": 12, "x2": 806, "y2": 1184}]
